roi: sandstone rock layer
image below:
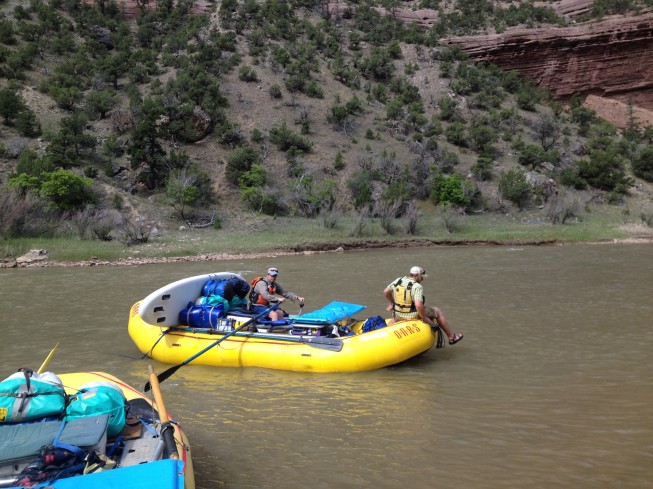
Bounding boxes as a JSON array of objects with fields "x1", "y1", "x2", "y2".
[{"x1": 442, "y1": 14, "x2": 653, "y2": 114}]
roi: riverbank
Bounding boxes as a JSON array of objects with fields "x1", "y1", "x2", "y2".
[{"x1": 4, "y1": 235, "x2": 652, "y2": 269}]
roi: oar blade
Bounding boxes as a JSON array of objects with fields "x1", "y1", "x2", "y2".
[
  {"x1": 302, "y1": 336, "x2": 343, "y2": 352},
  {"x1": 144, "y1": 364, "x2": 181, "y2": 392}
]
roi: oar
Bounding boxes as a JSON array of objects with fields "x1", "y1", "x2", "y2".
[
  {"x1": 144, "y1": 302, "x2": 279, "y2": 391},
  {"x1": 37, "y1": 341, "x2": 60, "y2": 373},
  {"x1": 236, "y1": 331, "x2": 343, "y2": 352},
  {"x1": 161, "y1": 327, "x2": 344, "y2": 352},
  {"x1": 147, "y1": 365, "x2": 178, "y2": 460}
]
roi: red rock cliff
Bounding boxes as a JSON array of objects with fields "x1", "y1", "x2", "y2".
[{"x1": 442, "y1": 14, "x2": 653, "y2": 112}]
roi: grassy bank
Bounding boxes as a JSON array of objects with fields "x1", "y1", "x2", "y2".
[{"x1": 3, "y1": 203, "x2": 651, "y2": 264}]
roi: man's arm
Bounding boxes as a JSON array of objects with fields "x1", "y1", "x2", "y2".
[
  {"x1": 415, "y1": 300, "x2": 434, "y2": 325},
  {"x1": 276, "y1": 283, "x2": 303, "y2": 303},
  {"x1": 384, "y1": 287, "x2": 395, "y2": 311}
]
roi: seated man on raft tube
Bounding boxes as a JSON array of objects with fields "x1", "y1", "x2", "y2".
[
  {"x1": 249, "y1": 267, "x2": 305, "y2": 321},
  {"x1": 384, "y1": 266, "x2": 463, "y2": 345}
]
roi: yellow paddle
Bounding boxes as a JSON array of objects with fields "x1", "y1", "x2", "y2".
[
  {"x1": 38, "y1": 341, "x2": 60, "y2": 373},
  {"x1": 147, "y1": 365, "x2": 179, "y2": 460}
]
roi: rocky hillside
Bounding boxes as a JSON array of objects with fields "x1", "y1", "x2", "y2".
[{"x1": 1, "y1": 0, "x2": 653, "y2": 242}]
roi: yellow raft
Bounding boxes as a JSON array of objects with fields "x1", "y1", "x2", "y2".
[{"x1": 128, "y1": 273, "x2": 440, "y2": 373}]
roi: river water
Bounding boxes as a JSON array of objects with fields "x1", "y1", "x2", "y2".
[{"x1": 1, "y1": 243, "x2": 652, "y2": 489}]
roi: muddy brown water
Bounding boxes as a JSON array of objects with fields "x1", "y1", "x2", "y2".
[{"x1": 1, "y1": 243, "x2": 651, "y2": 488}]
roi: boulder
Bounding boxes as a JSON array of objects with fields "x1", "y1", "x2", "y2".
[{"x1": 16, "y1": 249, "x2": 48, "y2": 265}]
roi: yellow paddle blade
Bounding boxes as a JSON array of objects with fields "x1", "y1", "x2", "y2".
[{"x1": 38, "y1": 341, "x2": 60, "y2": 373}]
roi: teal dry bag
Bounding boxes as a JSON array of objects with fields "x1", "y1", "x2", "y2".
[
  {"x1": 65, "y1": 382, "x2": 127, "y2": 438},
  {"x1": 0, "y1": 370, "x2": 66, "y2": 423}
]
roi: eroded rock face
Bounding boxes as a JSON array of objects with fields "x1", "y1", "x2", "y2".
[{"x1": 442, "y1": 14, "x2": 653, "y2": 114}]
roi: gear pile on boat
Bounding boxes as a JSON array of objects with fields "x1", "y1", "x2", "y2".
[{"x1": 0, "y1": 369, "x2": 194, "y2": 489}]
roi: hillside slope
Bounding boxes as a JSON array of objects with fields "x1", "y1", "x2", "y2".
[{"x1": 1, "y1": 0, "x2": 652, "y2": 246}]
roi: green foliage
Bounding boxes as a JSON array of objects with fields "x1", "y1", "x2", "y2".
[
  {"x1": 632, "y1": 146, "x2": 653, "y2": 182},
  {"x1": 86, "y1": 89, "x2": 118, "y2": 119},
  {"x1": 39, "y1": 169, "x2": 95, "y2": 211},
  {"x1": 499, "y1": 168, "x2": 531, "y2": 209},
  {"x1": 471, "y1": 156, "x2": 493, "y2": 181},
  {"x1": 445, "y1": 122, "x2": 467, "y2": 147},
  {"x1": 46, "y1": 112, "x2": 96, "y2": 168},
  {"x1": 329, "y1": 96, "x2": 363, "y2": 130},
  {"x1": 226, "y1": 146, "x2": 262, "y2": 185},
  {"x1": 238, "y1": 65, "x2": 258, "y2": 82},
  {"x1": 334, "y1": 151, "x2": 345, "y2": 171},
  {"x1": 570, "y1": 105, "x2": 597, "y2": 136},
  {"x1": 251, "y1": 128, "x2": 263, "y2": 143},
  {"x1": 347, "y1": 171, "x2": 374, "y2": 209},
  {"x1": 269, "y1": 121, "x2": 312, "y2": 153},
  {"x1": 14, "y1": 149, "x2": 54, "y2": 179},
  {"x1": 578, "y1": 149, "x2": 632, "y2": 193},
  {"x1": 359, "y1": 47, "x2": 395, "y2": 80},
  {"x1": 431, "y1": 173, "x2": 475, "y2": 209},
  {"x1": 16, "y1": 109, "x2": 41, "y2": 137},
  {"x1": 269, "y1": 84, "x2": 282, "y2": 99},
  {"x1": 559, "y1": 167, "x2": 587, "y2": 190},
  {"x1": 518, "y1": 144, "x2": 557, "y2": 170},
  {"x1": 164, "y1": 162, "x2": 212, "y2": 220},
  {"x1": 238, "y1": 164, "x2": 267, "y2": 189},
  {"x1": 591, "y1": 0, "x2": 636, "y2": 17},
  {"x1": 241, "y1": 187, "x2": 280, "y2": 215},
  {"x1": 112, "y1": 193, "x2": 123, "y2": 210},
  {"x1": 468, "y1": 122, "x2": 498, "y2": 156},
  {"x1": 0, "y1": 86, "x2": 24, "y2": 123},
  {"x1": 516, "y1": 82, "x2": 541, "y2": 111},
  {"x1": 49, "y1": 86, "x2": 83, "y2": 111},
  {"x1": 7, "y1": 173, "x2": 41, "y2": 195},
  {"x1": 438, "y1": 97, "x2": 458, "y2": 122},
  {"x1": 127, "y1": 97, "x2": 167, "y2": 189}
]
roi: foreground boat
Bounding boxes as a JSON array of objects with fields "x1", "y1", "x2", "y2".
[
  {"x1": 0, "y1": 368, "x2": 194, "y2": 489},
  {"x1": 129, "y1": 272, "x2": 442, "y2": 373}
]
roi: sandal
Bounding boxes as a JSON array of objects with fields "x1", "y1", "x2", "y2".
[{"x1": 449, "y1": 333, "x2": 464, "y2": 345}]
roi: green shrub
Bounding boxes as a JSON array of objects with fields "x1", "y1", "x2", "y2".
[
  {"x1": 518, "y1": 144, "x2": 557, "y2": 170},
  {"x1": 578, "y1": 149, "x2": 632, "y2": 193},
  {"x1": 251, "y1": 128, "x2": 263, "y2": 143},
  {"x1": 40, "y1": 169, "x2": 95, "y2": 211},
  {"x1": 632, "y1": 146, "x2": 653, "y2": 182},
  {"x1": 431, "y1": 173, "x2": 475, "y2": 209},
  {"x1": 334, "y1": 151, "x2": 345, "y2": 171},
  {"x1": 268, "y1": 83, "x2": 283, "y2": 98},
  {"x1": 559, "y1": 167, "x2": 587, "y2": 190},
  {"x1": 269, "y1": 121, "x2": 312, "y2": 152},
  {"x1": 238, "y1": 65, "x2": 258, "y2": 82},
  {"x1": 471, "y1": 156, "x2": 494, "y2": 181},
  {"x1": 499, "y1": 168, "x2": 531, "y2": 209},
  {"x1": 347, "y1": 171, "x2": 374, "y2": 209},
  {"x1": 225, "y1": 147, "x2": 262, "y2": 185}
]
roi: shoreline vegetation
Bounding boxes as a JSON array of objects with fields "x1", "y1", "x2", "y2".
[{"x1": 4, "y1": 209, "x2": 653, "y2": 268}]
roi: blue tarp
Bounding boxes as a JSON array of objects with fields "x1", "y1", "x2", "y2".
[
  {"x1": 290, "y1": 301, "x2": 366, "y2": 325},
  {"x1": 44, "y1": 458, "x2": 184, "y2": 489}
]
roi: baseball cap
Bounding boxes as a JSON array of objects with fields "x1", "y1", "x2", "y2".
[
  {"x1": 267, "y1": 267, "x2": 279, "y2": 276},
  {"x1": 410, "y1": 266, "x2": 427, "y2": 277}
]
